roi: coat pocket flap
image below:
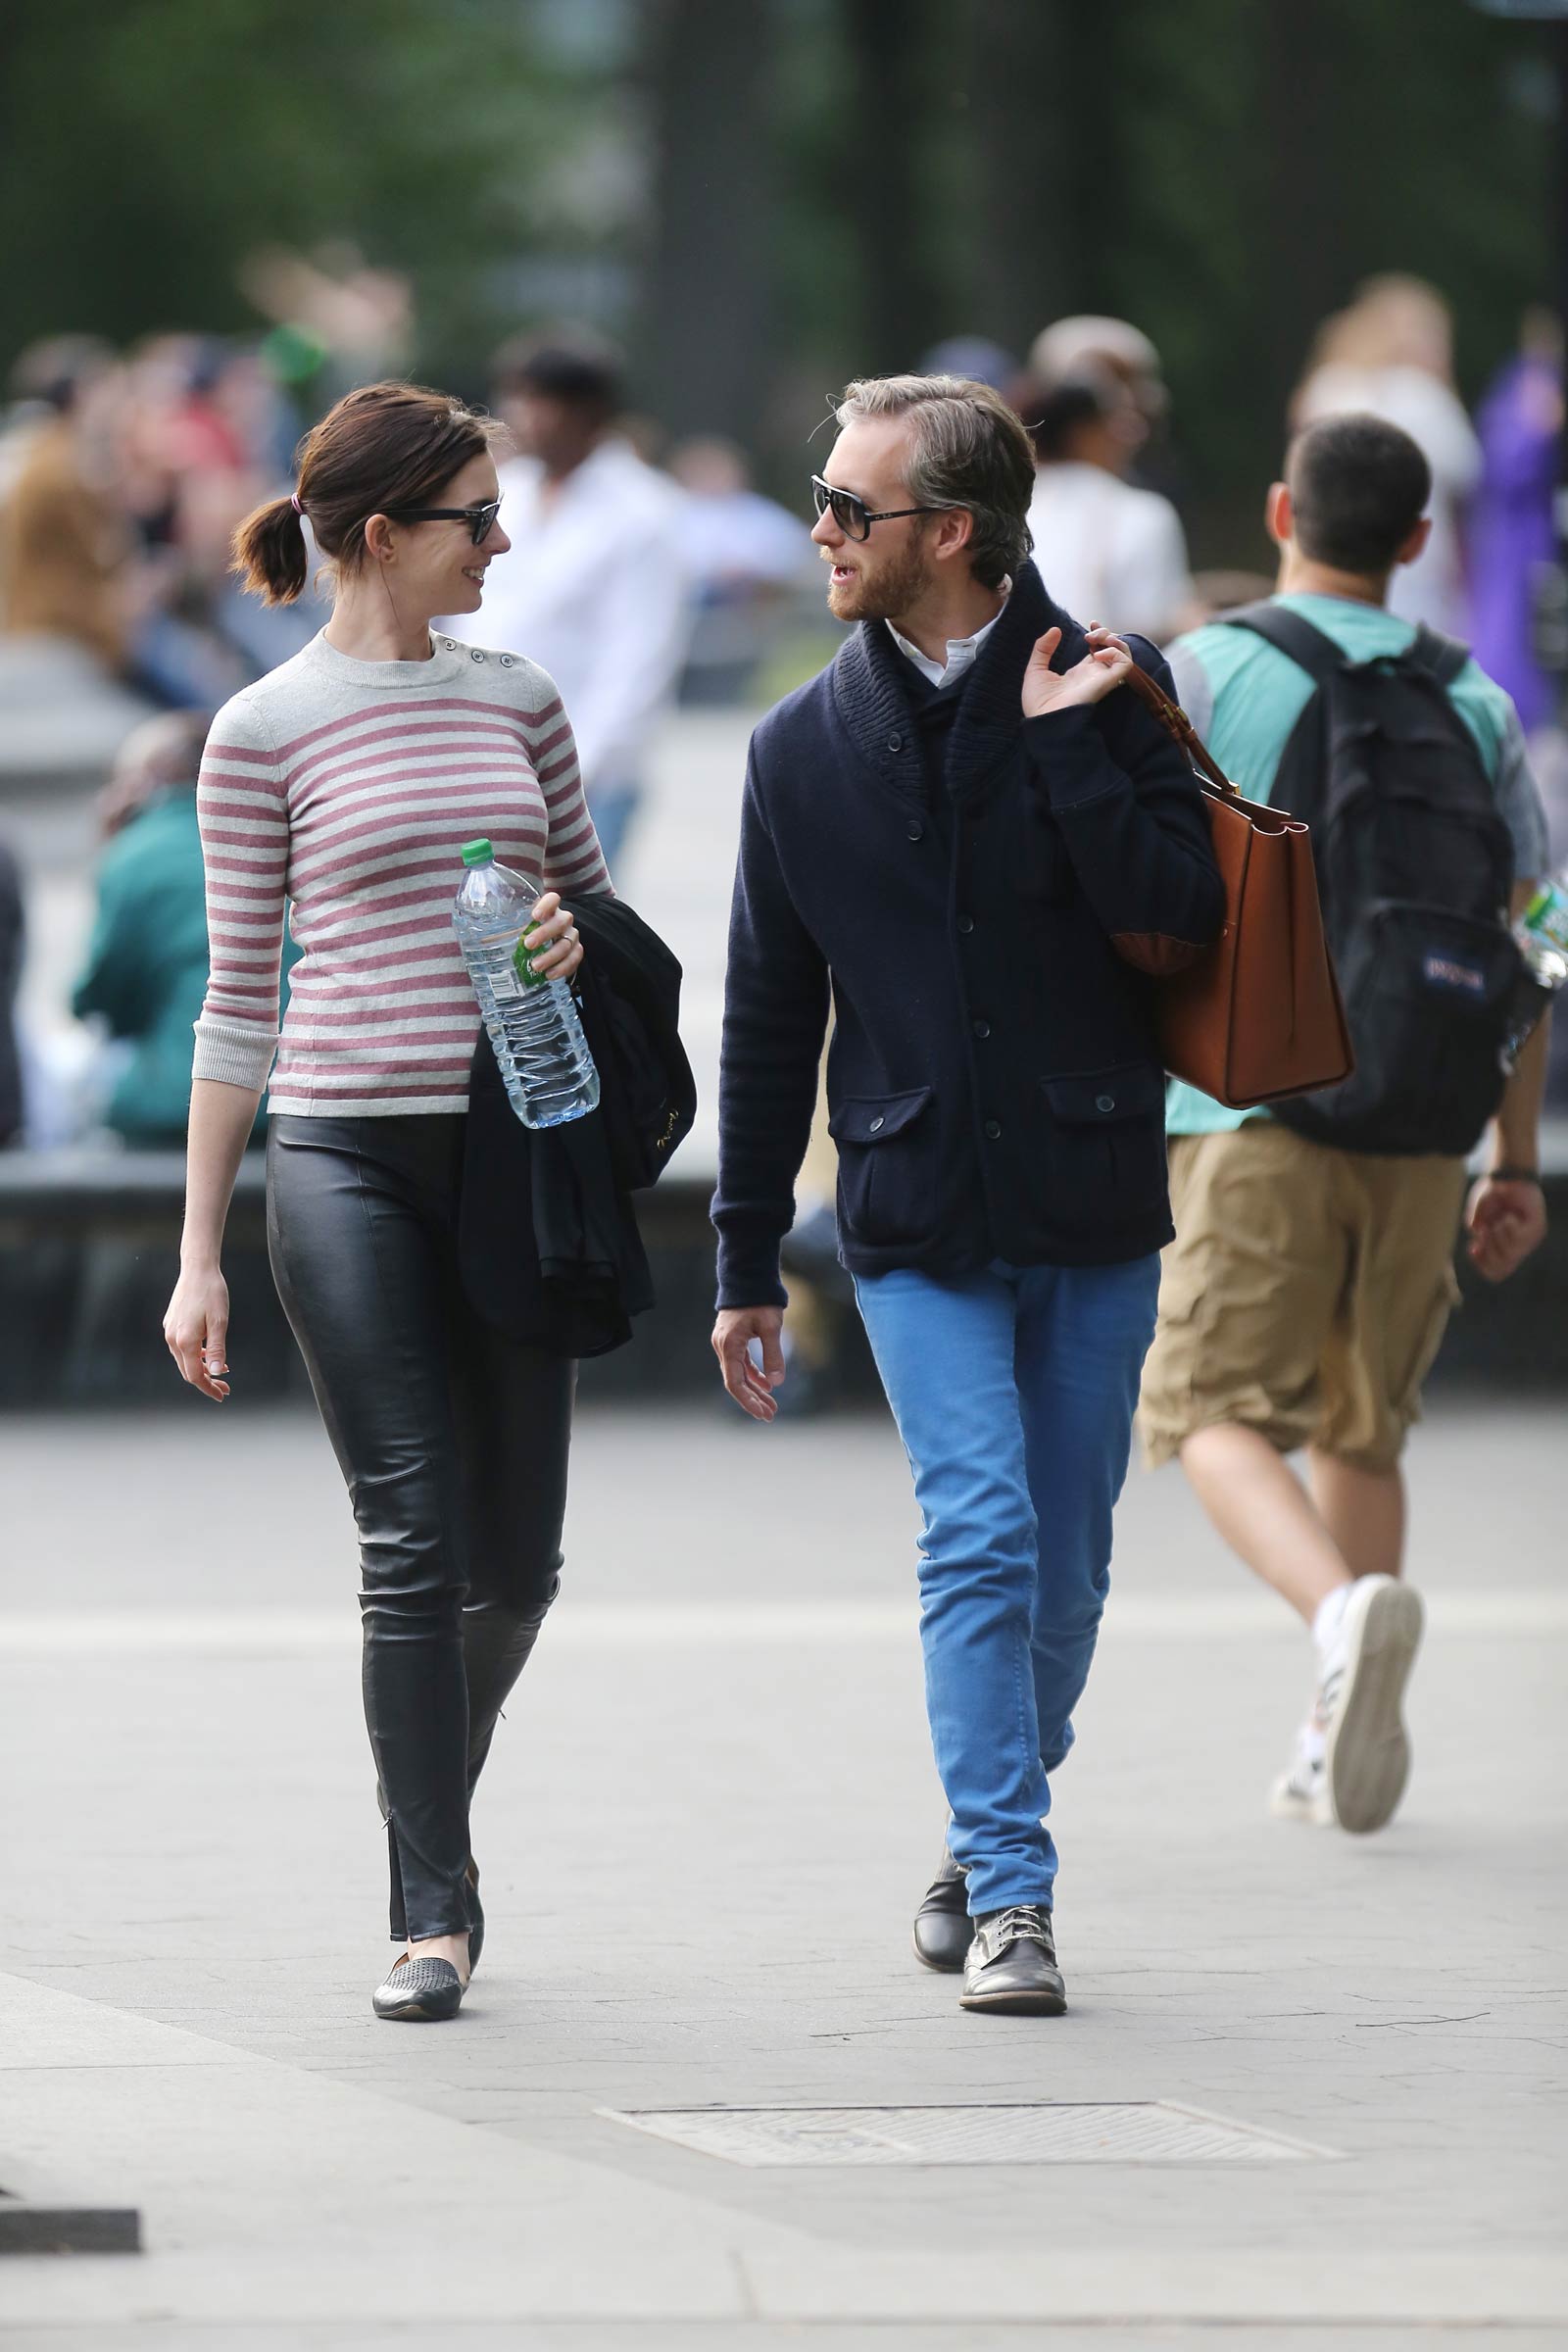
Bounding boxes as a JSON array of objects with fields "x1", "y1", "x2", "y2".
[
  {"x1": 1041, "y1": 1063, "x2": 1164, "y2": 1124},
  {"x1": 828, "y1": 1087, "x2": 933, "y2": 1145}
]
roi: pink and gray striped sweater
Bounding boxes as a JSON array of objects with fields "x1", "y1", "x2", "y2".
[{"x1": 193, "y1": 631, "x2": 611, "y2": 1116}]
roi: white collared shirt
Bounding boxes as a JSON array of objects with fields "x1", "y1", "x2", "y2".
[
  {"x1": 442, "y1": 438, "x2": 694, "y2": 790},
  {"x1": 887, "y1": 582, "x2": 1010, "y2": 688}
]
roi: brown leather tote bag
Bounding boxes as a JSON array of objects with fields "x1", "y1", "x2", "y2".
[{"x1": 1120, "y1": 661, "x2": 1353, "y2": 1109}]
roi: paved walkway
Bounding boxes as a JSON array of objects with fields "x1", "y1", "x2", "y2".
[{"x1": 1, "y1": 1397, "x2": 1564, "y2": 2344}]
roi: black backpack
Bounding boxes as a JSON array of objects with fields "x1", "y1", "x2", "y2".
[{"x1": 1222, "y1": 603, "x2": 1520, "y2": 1156}]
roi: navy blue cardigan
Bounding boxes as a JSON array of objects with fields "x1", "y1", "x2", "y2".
[{"x1": 711, "y1": 562, "x2": 1225, "y2": 1306}]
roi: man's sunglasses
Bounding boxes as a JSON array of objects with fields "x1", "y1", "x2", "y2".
[
  {"x1": 810, "y1": 475, "x2": 944, "y2": 542},
  {"x1": 382, "y1": 498, "x2": 502, "y2": 546}
]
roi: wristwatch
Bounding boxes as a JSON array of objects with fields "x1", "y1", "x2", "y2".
[{"x1": 1489, "y1": 1164, "x2": 1543, "y2": 1185}]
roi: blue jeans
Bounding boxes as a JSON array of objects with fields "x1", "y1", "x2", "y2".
[{"x1": 854, "y1": 1254, "x2": 1161, "y2": 1917}]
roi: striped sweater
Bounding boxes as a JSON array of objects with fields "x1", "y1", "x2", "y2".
[{"x1": 193, "y1": 630, "x2": 611, "y2": 1116}]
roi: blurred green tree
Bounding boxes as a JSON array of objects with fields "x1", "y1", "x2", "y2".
[
  {"x1": 761, "y1": 0, "x2": 1558, "y2": 559},
  {"x1": 0, "y1": 0, "x2": 590, "y2": 392},
  {"x1": 639, "y1": 0, "x2": 781, "y2": 441},
  {"x1": 1, "y1": 0, "x2": 1556, "y2": 564}
]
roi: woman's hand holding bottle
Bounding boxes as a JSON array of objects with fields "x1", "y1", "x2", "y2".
[{"x1": 521, "y1": 891, "x2": 584, "y2": 983}]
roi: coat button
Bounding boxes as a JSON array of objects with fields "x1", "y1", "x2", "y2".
[
  {"x1": 868, "y1": 1115, "x2": 885, "y2": 1132},
  {"x1": 956, "y1": 914, "x2": 974, "y2": 934},
  {"x1": 972, "y1": 1019, "x2": 991, "y2": 1040},
  {"x1": 906, "y1": 818, "x2": 925, "y2": 842},
  {"x1": 887, "y1": 731, "x2": 904, "y2": 752},
  {"x1": 1096, "y1": 1093, "x2": 1116, "y2": 1112},
  {"x1": 984, "y1": 1119, "x2": 1002, "y2": 1140}
]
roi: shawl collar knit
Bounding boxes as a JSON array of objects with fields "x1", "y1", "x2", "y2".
[{"x1": 829, "y1": 561, "x2": 1085, "y2": 799}]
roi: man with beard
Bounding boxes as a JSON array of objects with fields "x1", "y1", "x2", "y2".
[{"x1": 710, "y1": 375, "x2": 1224, "y2": 2013}]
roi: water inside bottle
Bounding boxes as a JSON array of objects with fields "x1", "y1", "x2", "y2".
[{"x1": 452, "y1": 845, "x2": 599, "y2": 1129}]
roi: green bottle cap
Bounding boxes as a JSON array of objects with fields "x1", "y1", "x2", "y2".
[{"x1": 460, "y1": 838, "x2": 494, "y2": 867}]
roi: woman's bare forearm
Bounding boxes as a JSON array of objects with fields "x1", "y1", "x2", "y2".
[{"x1": 181, "y1": 1077, "x2": 265, "y2": 1269}]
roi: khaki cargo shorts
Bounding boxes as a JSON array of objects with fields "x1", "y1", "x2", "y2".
[{"x1": 1139, "y1": 1122, "x2": 1467, "y2": 1474}]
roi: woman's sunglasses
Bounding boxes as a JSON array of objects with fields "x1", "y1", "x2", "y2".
[
  {"x1": 809, "y1": 475, "x2": 943, "y2": 542},
  {"x1": 382, "y1": 498, "x2": 503, "y2": 547}
]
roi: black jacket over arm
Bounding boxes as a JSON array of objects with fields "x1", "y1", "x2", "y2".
[
  {"x1": 710, "y1": 562, "x2": 1224, "y2": 1307},
  {"x1": 462, "y1": 893, "x2": 695, "y2": 1356}
]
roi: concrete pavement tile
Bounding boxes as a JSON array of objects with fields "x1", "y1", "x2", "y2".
[
  {"x1": 6, "y1": 2331, "x2": 1568, "y2": 2352},
  {"x1": 2, "y1": 1402, "x2": 1563, "y2": 2329},
  {"x1": 0, "y1": 1973, "x2": 814, "y2": 2328},
  {"x1": 4, "y1": 1395, "x2": 1562, "y2": 1619},
  {"x1": 737, "y1": 2242, "x2": 1568, "y2": 2325}
]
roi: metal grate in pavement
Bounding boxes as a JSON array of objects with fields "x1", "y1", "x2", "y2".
[{"x1": 603, "y1": 2101, "x2": 1333, "y2": 2168}]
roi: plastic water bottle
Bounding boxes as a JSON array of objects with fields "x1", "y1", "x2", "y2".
[
  {"x1": 1501, "y1": 868, "x2": 1568, "y2": 1067},
  {"x1": 1515, "y1": 872, "x2": 1568, "y2": 990},
  {"x1": 452, "y1": 839, "x2": 599, "y2": 1129}
]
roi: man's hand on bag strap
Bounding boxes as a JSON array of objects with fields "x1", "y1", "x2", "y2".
[
  {"x1": 1021, "y1": 624, "x2": 1135, "y2": 719},
  {"x1": 1084, "y1": 622, "x2": 1240, "y2": 800}
]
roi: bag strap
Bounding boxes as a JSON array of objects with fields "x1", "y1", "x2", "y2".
[
  {"x1": 1405, "y1": 622, "x2": 1470, "y2": 688},
  {"x1": 1220, "y1": 600, "x2": 1347, "y2": 684},
  {"x1": 1120, "y1": 656, "x2": 1242, "y2": 802},
  {"x1": 1225, "y1": 600, "x2": 1472, "y2": 695}
]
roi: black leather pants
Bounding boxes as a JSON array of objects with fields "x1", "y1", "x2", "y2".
[{"x1": 267, "y1": 1113, "x2": 572, "y2": 1941}]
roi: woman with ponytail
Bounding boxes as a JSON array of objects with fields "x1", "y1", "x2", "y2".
[{"x1": 163, "y1": 382, "x2": 612, "y2": 2021}]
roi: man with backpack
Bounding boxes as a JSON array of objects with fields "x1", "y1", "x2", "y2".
[{"x1": 1139, "y1": 412, "x2": 1551, "y2": 1836}]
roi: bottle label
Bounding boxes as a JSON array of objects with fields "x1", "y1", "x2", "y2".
[
  {"x1": 491, "y1": 963, "x2": 523, "y2": 1004},
  {"x1": 513, "y1": 934, "x2": 548, "y2": 991}
]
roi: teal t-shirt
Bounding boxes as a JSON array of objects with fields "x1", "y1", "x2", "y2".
[{"x1": 1162, "y1": 593, "x2": 1546, "y2": 1137}]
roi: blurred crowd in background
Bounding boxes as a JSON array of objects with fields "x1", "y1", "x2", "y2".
[{"x1": 0, "y1": 264, "x2": 1565, "y2": 1156}]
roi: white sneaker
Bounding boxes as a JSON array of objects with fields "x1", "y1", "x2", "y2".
[
  {"x1": 1269, "y1": 1747, "x2": 1333, "y2": 1825},
  {"x1": 1320, "y1": 1575, "x2": 1425, "y2": 1834}
]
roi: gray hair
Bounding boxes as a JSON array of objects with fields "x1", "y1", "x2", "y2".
[{"x1": 833, "y1": 373, "x2": 1036, "y2": 589}]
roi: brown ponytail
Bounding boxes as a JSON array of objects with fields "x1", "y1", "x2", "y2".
[
  {"x1": 230, "y1": 381, "x2": 504, "y2": 609},
  {"x1": 232, "y1": 494, "x2": 311, "y2": 606}
]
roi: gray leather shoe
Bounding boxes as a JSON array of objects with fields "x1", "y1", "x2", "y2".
[
  {"x1": 371, "y1": 1956, "x2": 466, "y2": 2022},
  {"x1": 912, "y1": 1845, "x2": 971, "y2": 1973},
  {"x1": 959, "y1": 1905, "x2": 1066, "y2": 2016}
]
